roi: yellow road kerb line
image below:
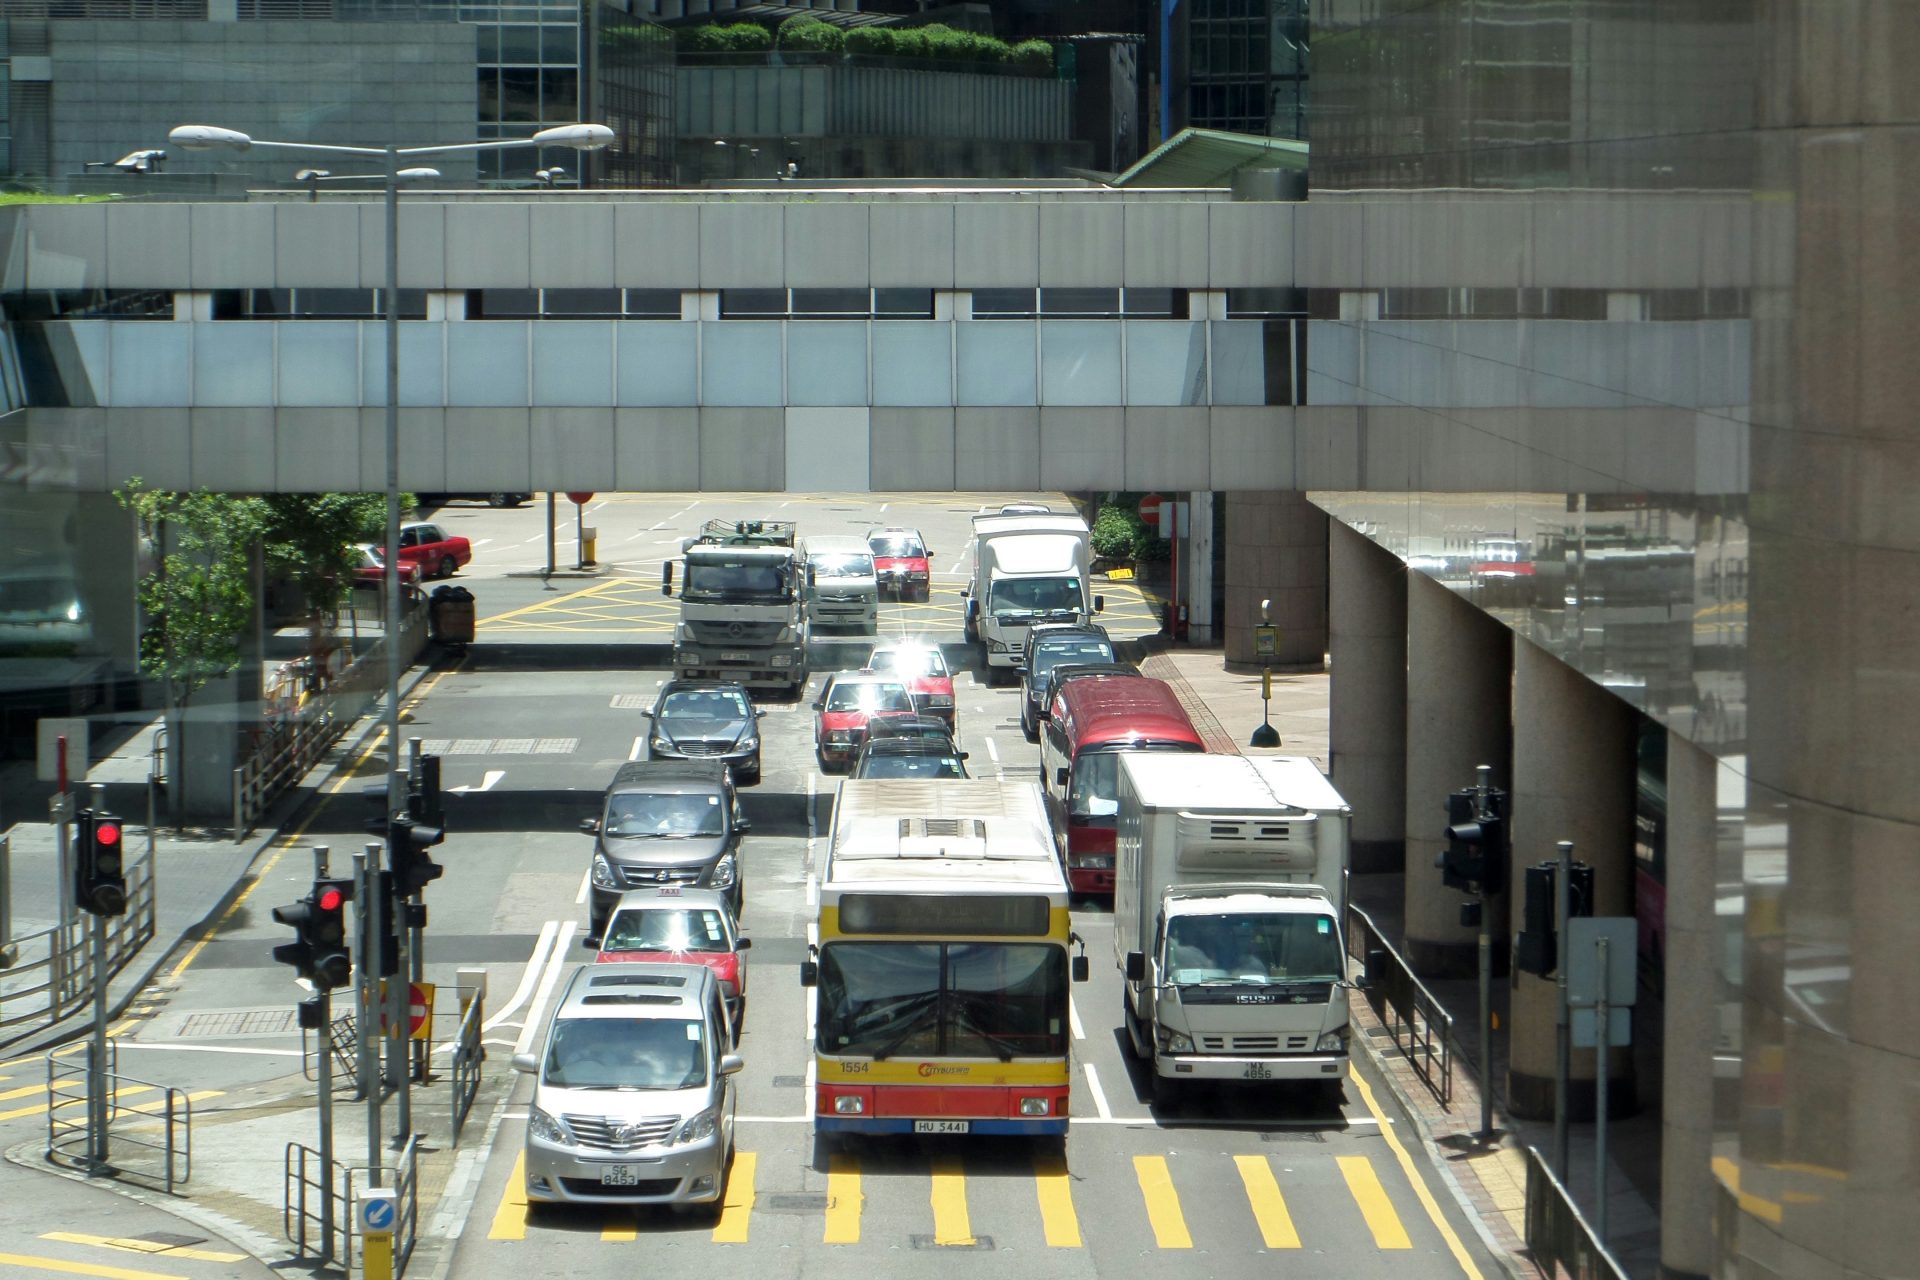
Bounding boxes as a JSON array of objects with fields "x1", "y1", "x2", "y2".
[
  {"x1": 0, "y1": 1252, "x2": 189, "y2": 1280},
  {"x1": 1348, "y1": 1064, "x2": 1486, "y2": 1278},
  {"x1": 476, "y1": 577, "x2": 633, "y2": 627}
]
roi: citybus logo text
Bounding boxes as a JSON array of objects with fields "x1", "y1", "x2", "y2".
[{"x1": 918, "y1": 1063, "x2": 969, "y2": 1077}]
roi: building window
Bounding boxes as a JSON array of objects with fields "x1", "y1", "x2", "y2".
[
  {"x1": 790, "y1": 289, "x2": 868, "y2": 319},
  {"x1": 624, "y1": 289, "x2": 683, "y2": 318},
  {"x1": 719, "y1": 289, "x2": 787, "y2": 318},
  {"x1": 1226, "y1": 287, "x2": 1307, "y2": 317},
  {"x1": 1041, "y1": 288, "x2": 1120, "y2": 317},
  {"x1": 971, "y1": 288, "x2": 1037, "y2": 318},
  {"x1": 543, "y1": 288, "x2": 622, "y2": 317},
  {"x1": 1122, "y1": 288, "x2": 1190, "y2": 319},
  {"x1": 873, "y1": 288, "x2": 934, "y2": 319},
  {"x1": 468, "y1": 289, "x2": 540, "y2": 319}
]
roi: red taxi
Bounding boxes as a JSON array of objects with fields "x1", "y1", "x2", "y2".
[
  {"x1": 866, "y1": 527, "x2": 931, "y2": 601},
  {"x1": 594, "y1": 886, "x2": 751, "y2": 1032},
  {"x1": 863, "y1": 641, "x2": 956, "y2": 729},
  {"x1": 813, "y1": 673, "x2": 914, "y2": 769}
]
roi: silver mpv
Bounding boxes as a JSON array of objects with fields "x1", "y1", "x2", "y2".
[{"x1": 513, "y1": 963, "x2": 743, "y2": 1208}]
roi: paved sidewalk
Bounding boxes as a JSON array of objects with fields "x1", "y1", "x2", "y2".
[{"x1": 1152, "y1": 645, "x2": 1662, "y2": 1280}]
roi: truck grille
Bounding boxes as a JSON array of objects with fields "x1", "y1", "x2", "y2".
[
  {"x1": 559, "y1": 1177, "x2": 679, "y2": 1197},
  {"x1": 686, "y1": 621, "x2": 785, "y2": 644},
  {"x1": 1199, "y1": 1034, "x2": 1311, "y2": 1053},
  {"x1": 617, "y1": 865, "x2": 704, "y2": 889},
  {"x1": 563, "y1": 1114, "x2": 680, "y2": 1151}
]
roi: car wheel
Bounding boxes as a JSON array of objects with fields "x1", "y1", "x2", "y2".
[
  {"x1": 1021, "y1": 706, "x2": 1037, "y2": 742},
  {"x1": 486, "y1": 492, "x2": 514, "y2": 507},
  {"x1": 438, "y1": 556, "x2": 457, "y2": 580},
  {"x1": 917, "y1": 583, "x2": 931, "y2": 603},
  {"x1": 1150, "y1": 1072, "x2": 1177, "y2": 1111}
]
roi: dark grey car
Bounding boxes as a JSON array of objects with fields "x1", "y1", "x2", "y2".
[
  {"x1": 644, "y1": 679, "x2": 763, "y2": 784},
  {"x1": 1020, "y1": 625, "x2": 1116, "y2": 739},
  {"x1": 581, "y1": 760, "x2": 749, "y2": 936}
]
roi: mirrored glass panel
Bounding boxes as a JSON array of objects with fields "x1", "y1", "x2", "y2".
[
  {"x1": 872, "y1": 323, "x2": 951, "y2": 406},
  {"x1": 1124, "y1": 322, "x2": 1207, "y2": 406},
  {"x1": 1040, "y1": 321, "x2": 1121, "y2": 406},
  {"x1": 193, "y1": 322, "x2": 273, "y2": 408},
  {"x1": 616, "y1": 322, "x2": 696, "y2": 406},
  {"x1": 956, "y1": 321, "x2": 1035, "y2": 406},
  {"x1": 1211, "y1": 320, "x2": 1267, "y2": 405},
  {"x1": 531, "y1": 321, "x2": 613, "y2": 406},
  {"x1": 277, "y1": 322, "x2": 361, "y2": 408},
  {"x1": 107, "y1": 322, "x2": 190, "y2": 408},
  {"x1": 361, "y1": 324, "x2": 447, "y2": 408},
  {"x1": 700, "y1": 321, "x2": 782, "y2": 406},
  {"x1": 447, "y1": 322, "x2": 530, "y2": 407},
  {"x1": 787, "y1": 322, "x2": 868, "y2": 406}
]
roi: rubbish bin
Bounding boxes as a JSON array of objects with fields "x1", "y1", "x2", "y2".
[{"x1": 430, "y1": 584, "x2": 476, "y2": 645}]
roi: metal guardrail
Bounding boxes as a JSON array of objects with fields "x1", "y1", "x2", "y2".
[
  {"x1": 46, "y1": 1044, "x2": 193, "y2": 1193},
  {"x1": 450, "y1": 988, "x2": 485, "y2": 1146},
  {"x1": 1523, "y1": 1145, "x2": 1631, "y2": 1280},
  {"x1": 285, "y1": 1141, "x2": 353, "y2": 1265},
  {"x1": 1345, "y1": 902, "x2": 1454, "y2": 1107},
  {"x1": 302, "y1": 1013, "x2": 359, "y2": 1085},
  {"x1": 0, "y1": 855, "x2": 156, "y2": 1033}
]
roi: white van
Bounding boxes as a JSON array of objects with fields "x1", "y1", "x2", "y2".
[{"x1": 803, "y1": 535, "x2": 879, "y2": 632}]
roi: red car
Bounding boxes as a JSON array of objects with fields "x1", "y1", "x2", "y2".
[
  {"x1": 863, "y1": 641, "x2": 955, "y2": 729},
  {"x1": 866, "y1": 526, "x2": 931, "y2": 601},
  {"x1": 813, "y1": 673, "x2": 915, "y2": 770},
  {"x1": 353, "y1": 544, "x2": 423, "y2": 589},
  {"x1": 594, "y1": 886, "x2": 751, "y2": 1031},
  {"x1": 397, "y1": 521, "x2": 472, "y2": 580}
]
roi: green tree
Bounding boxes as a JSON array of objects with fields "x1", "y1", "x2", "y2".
[{"x1": 261, "y1": 492, "x2": 390, "y2": 671}]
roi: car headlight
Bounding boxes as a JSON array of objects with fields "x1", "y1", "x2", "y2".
[
  {"x1": 988, "y1": 639, "x2": 1008, "y2": 653},
  {"x1": 650, "y1": 734, "x2": 674, "y2": 754},
  {"x1": 1157, "y1": 1027, "x2": 1194, "y2": 1054},
  {"x1": 1316, "y1": 1029, "x2": 1351, "y2": 1053},
  {"x1": 710, "y1": 854, "x2": 737, "y2": 890},
  {"x1": 1019, "y1": 1097, "x2": 1051, "y2": 1116},
  {"x1": 832, "y1": 1095, "x2": 865, "y2": 1115},
  {"x1": 926, "y1": 694, "x2": 954, "y2": 708},
  {"x1": 827, "y1": 730, "x2": 851, "y2": 743},
  {"x1": 675, "y1": 1109, "x2": 719, "y2": 1144},
  {"x1": 590, "y1": 852, "x2": 619, "y2": 890},
  {"x1": 528, "y1": 1106, "x2": 574, "y2": 1146}
]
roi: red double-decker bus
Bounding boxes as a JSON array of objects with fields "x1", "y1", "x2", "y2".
[{"x1": 1039, "y1": 676, "x2": 1205, "y2": 893}]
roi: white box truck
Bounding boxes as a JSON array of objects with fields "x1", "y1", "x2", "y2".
[
  {"x1": 962, "y1": 513, "x2": 1101, "y2": 676},
  {"x1": 1113, "y1": 753, "x2": 1353, "y2": 1104}
]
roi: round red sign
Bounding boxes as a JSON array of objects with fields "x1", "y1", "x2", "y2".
[{"x1": 566, "y1": 491, "x2": 595, "y2": 506}]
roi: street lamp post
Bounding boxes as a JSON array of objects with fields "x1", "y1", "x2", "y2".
[{"x1": 168, "y1": 120, "x2": 611, "y2": 1164}]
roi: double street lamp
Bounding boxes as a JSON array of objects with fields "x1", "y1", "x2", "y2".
[{"x1": 168, "y1": 122, "x2": 614, "y2": 816}]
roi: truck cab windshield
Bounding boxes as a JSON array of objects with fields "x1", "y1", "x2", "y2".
[
  {"x1": 989, "y1": 577, "x2": 1082, "y2": 620},
  {"x1": 1163, "y1": 914, "x2": 1343, "y2": 986},
  {"x1": 684, "y1": 559, "x2": 792, "y2": 603}
]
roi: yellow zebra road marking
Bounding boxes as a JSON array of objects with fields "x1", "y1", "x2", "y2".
[
  {"x1": 0, "y1": 1084, "x2": 155, "y2": 1123},
  {"x1": 1033, "y1": 1151, "x2": 1082, "y2": 1247},
  {"x1": 39, "y1": 1234, "x2": 242, "y2": 1264},
  {"x1": 1132, "y1": 1155, "x2": 1193, "y2": 1248},
  {"x1": 487, "y1": 1152, "x2": 529, "y2": 1240},
  {"x1": 823, "y1": 1151, "x2": 861, "y2": 1244},
  {"x1": 1347, "y1": 1065, "x2": 1484, "y2": 1276},
  {"x1": 712, "y1": 1151, "x2": 756, "y2": 1244},
  {"x1": 1233, "y1": 1154, "x2": 1301, "y2": 1248},
  {"x1": 599, "y1": 1215, "x2": 638, "y2": 1243},
  {"x1": 1336, "y1": 1155, "x2": 1413, "y2": 1249},
  {"x1": 929, "y1": 1156, "x2": 974, "y2": 1247},
  {"x1": 0, "y1": 1252, "x2": 187, "y2": 1280}
]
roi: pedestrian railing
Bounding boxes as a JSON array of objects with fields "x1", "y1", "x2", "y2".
[
  {"x1": 0, "y1": 855, "x2": 155, "y2": 1034},
  {"x1": 353, "y1": 1137, "x2": 421, "y2": 1276},
  {"x1": 46, "y1": 1043, "x2": 193, "y2": 1193},
  {"x1": 284, "y1": 1141, "x2": 353, "y2": 1266},
  {"x1": 1345, "y1": 902, "x2": 1454, "y2": 1107},
  {"x1": 450, "y1": 987, "x2": 485, "y2": 1146},
  {"x1": 1523, "y1": 1145, "x2": 1630, "y2": 1280},
  {"x1": 302, "y1": 1012, "x2": 360, "y2": 1086}
]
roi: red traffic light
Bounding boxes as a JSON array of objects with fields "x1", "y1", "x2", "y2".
[
  {"x1": 317, "y1": 887, "x2": 345, "y2": 912},
  {"x1": 95, "y1": 821, "x2": 121, "y2": 847}
]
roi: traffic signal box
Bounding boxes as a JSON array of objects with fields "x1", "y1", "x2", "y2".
[
  {"x1": 74, "y1": 807, "x2": 129, "y2": 917},
  {"x1": 1438, "y1": 788, "x2": 1506, "y2": 898},
  {"x1": 272, "y1": 877, "x2": 356, "y2": 991},
  {"x1": 1515, "y1": 860, "x2": 1596, "y2": 976}
]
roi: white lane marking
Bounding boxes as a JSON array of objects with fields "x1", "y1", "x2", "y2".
[
  {"x1": 521, "y1": 534, "x2": 545, "y2": 545},
  {"x1": 983, "y1": 737, "x2": 1000, "y2": 764},
  {"x1": 513, "y1": 922, "x2": 577, "y2": 1056},
  {"x1": 483, "y1": 921, "x2": 558, "y2": 1032},
  {"x1": 1082, "y1": 1063, "x2": 1113, "y2": 1120},
  {"x1": 879, "y1": 502, "x2": 889, "y2": 513},
  {"x1": 628, "y1": 735, "x2": 646, "y2": 762},
  {"x1": 1068, "y1": 994, "x2": 1085, "y2": 1041},
  {"x1": 110, "y1": 1043, "x2": 303, "y2": 1058},
  {"x1": 575, "y1": 865, "x2": 591, "y2": 906},
  {"x1": 471, "y1": 538, "x2": 493, "y2": 547},
  {"x1": 448, "y1": 769, "x2": 504, "y2": 794}
]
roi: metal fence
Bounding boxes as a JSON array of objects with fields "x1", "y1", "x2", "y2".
[
  {"x1": 284, "y1": 1141, "x2": 352, "y2": 1265},
  {"x1": 450, "y1": 988, "x2": 485, "y2": 1146},
  {"x1": 46, "y1": 1043, "x2": 193, "y2": 1193},
  {"x1": 0, "y1": 855, "x2": 155, "y2": 1033},
  {"x1": 1345, "y1": 902, "x2": 1454, "y2": 1107},
  {"x1": 1523, "y1": 1145, "x2": 1631, "y2": 1280}
]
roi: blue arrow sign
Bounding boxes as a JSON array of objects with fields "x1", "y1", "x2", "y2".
[{"x1": 362, "y1": 1197, "x2": 396, "y2": 1233}]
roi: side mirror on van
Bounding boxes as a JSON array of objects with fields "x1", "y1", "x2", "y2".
[
  {"x1": 1093, "y1": 595, "x2": 1105, "y2": 613},
  {"x1": 799, "y1": 960, "x2": 818, "y2": 987},
  {"x1": 512, "y1": 1052, "x2": 539, "y2": 1074},
  {"x1": 661, "y1": 560, "x2": 675, "y2": 597},
  {"x1": 579, "y1": 816, "x2": 600, "y2": 836},
  {"x1": 1072, "y1": 955, "x2": 1090, "y2": 983},
  {"x1": 1055, "y1": 766, "x2": 1069, "y2": 788},
  {"x1": 1125, "y1": 950, "x2": 1146, "y2": 983},
  {"x1": 719, "y1": 1053, "x2": 746, "y2": 1076}
]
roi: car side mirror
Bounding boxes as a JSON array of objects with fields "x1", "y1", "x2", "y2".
[
  {"x1": 639, "y1": 708, "x2": 652, "y2": 718},
  {"x1": 719, "y1": 1053, "x2": 746, "y2": 1076},
  {"x1": 735, "y1": 816, "x2": 752, "y2": 833},
  {"x1": 1055, "y1": 767, "x2": 1069, "y2": 787},
  {"x1": 812, "y1": 698, "x2": 824, "y2": 710},
  {"x1": 1125, "y1": 950, "x2": 1145, "y2": 983},
  {"x1": 661, "y1": 561, "x2": 675, "y2": 596},
  {"x1": 512, "y1": 1052, "x2": 538, "y2": 1074},
  {"x1": 1094, "y1": 595, "x2": 1105, "y2": 613},
  {"x1": 737, "y1": 936, "x2": 752, "y2": 950},
  {"x1": 579, "y1": 816, "x2": 600, "y2": 835},
  {"x1": 799, "y1": 960, "x2": 818, "y2": 987},
  {"x1": 755, "y1": 708, "x2": 766, "y2": 719},
  {"x1": 958, "y1": 751, "x2": 970, "y2": 760},
  {"x1": 1072, "y1": 955, "x2": 1090, "y2": 983},
  {"x1": 579, "y1": 934, "x2": 598, "y2": 950}
]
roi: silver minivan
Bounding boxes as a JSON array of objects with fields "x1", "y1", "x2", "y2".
[
  {"x1": 513, "y1": 963, "x2": 742, "y2": 1210},
  {"x1": 803, "y1": 535, "x2": 879, "y2": 632}
]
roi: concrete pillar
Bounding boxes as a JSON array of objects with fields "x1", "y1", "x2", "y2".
[
  {"x1": 1402, "y1": 573, "x2": 1511, "y2": 975},
  {"x1": 1506, "y1": 638, "x2": 1638, "y2": 1119},
  {"x1": 1658, "y1": 731, "x2": 1716, "y2": 1280},
  {"x1": 1222, "y1": 491, "x2": 1327, "y2": 668},
  {"x1": 1186, "y1": 491, "x2": 1216, "y2": 645},
  {"x1": 1328, "y1": 521, "x2": 1406, "y2": 873}
]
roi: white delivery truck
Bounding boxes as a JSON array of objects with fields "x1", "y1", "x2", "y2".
[
  {"x1": 962, "y1": 513, "x2": 1101, "y2": 677},
  {"x1": 1113, "y1": 753, "x2": 1354, "y2": 1105}
]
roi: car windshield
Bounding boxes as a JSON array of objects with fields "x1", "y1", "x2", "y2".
[
  {"x1": 602, "y1": 907, "x2": 732, "y2": 954},
  {"x1": 1032, "y1": 639, "x2": 1113, "y2": 676},
  {"x1": 817, "y1": 942, "x2": 1067, "y2": 1059},
  {"x1": 868, "y1": 534, "x2": 924, "y2": 558},
  {"x1": 660, "y1": 689, "x2": 750, "y2": 721},
  {"x1": 604, "y1": 791, "x2": 726, "y2": 838},
  {"x1": 543, "y1": 1017, "x2": 708, "y2": 1091},
  {"x1": 684, "y1": 559, "x2": 791, "y2": 602},
  {"x1": 812, "y1": 553, "x2": 874, "y2": 579},
  {"x1": 1163, "y1": 914, "x2": 1344, "y2": 986},
  {"x1": 1066, "y1": 751, "x2": 1122, "y2": 820},
  {"x1": 856, "y1": 752, "x2": 968, "y2": 780},
  {"x1": 988, "y1": 577, "x2": 1082, "y2": 618},
  {"x1": 868, "y1": 648, "x2": 947, "y2": 678},
  {"x1": 825, "y1": 681, "x2": 912, "y2": 713}
]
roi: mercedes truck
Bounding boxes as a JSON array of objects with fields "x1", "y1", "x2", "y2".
[{"x1": 663, "y1": 519, "x2": 809, "y2": 696}]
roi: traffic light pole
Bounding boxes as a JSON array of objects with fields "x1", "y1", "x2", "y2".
[
  {"x1": 1473, "y1": 765, "x2": 1494, "y2": 1142},
  {"x1": 86, "y1": 782, "x2": 110, "y2": 1173},
  {"x1": 387, "y1": 876, "x2": 410, "y2": 1149},
  {"x1": 1553, "y1": 838, "x2": 1574, "y2": 1180},
  {"x1": 312, "y1": 846, "x2": 337, "y2": 1262},
  {"x1": 355, "y1": 844, "x2": 383, "y2": 1179}
]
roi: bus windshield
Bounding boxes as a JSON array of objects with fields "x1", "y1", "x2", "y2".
[{"x1": 817, "y1": 941, "x2": 1067, "y2": 1060}]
